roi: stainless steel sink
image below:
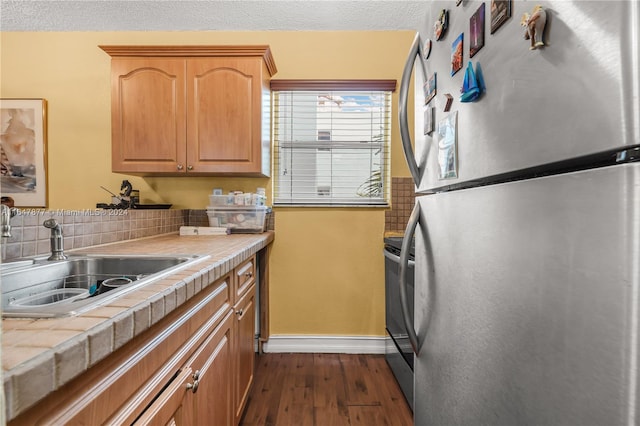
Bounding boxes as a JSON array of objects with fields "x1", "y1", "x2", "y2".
[{"x1": 1, "y1": 254, "x2": 209, "y2": 318}]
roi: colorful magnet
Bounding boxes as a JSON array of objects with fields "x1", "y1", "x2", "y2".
[
  {"x1": 434, "y1": 9, "x2": 449, "y2": 41},
  {"x1": 424, "y1": 72, "x2": 437, "y2": 105},
  {"x1": 521, "y1": 5, "x2": 547, "y2": 50},
  {"x1": 424, "y1": 106, "x2": 435, "y2": 135},
  {"x1": 460, "y1": 61, "x2": 486, "y2": 103},
  {"x1": 423, "y1": 39, "x2": 432, "y2": 60},
  {"x1": 490, "y1": 0, "x2": 512, "y2": 34},
  {"x1": 451, "y1": 33, "x2": 464, "y2": 76},
  {"x1": 469, "y1": 3, "x2": 485, "y2": 58},
  {"x1": 443, "y1": 94, "x2": 454, "y2": 112}
]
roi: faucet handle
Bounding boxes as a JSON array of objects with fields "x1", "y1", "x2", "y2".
[
  {"x1": 1, "y1": 204, "x2": 18, "y2": 238},
  {"x1": 43, "y1": 218, "x2": 61, "y2": 230}
]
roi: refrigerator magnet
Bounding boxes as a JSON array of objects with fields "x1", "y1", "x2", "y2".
[
  {"x1": 490, "y1": 0, "x2": 511, "y2": 34},
  {"x1": 469, "y1": 3, "x2": 486, "y2": 58},
  {"x1": 451, "y1": 33, "x2": 464, "y2": 76},
  {"x1": 521, "y1": 5, "x2": 547, "y2": 50},
  {"x1": 424, "y1": 106, "x2": 435, "y2": 135},
  {"x1": 424, "y1": 72, "x2": 437, "y2": 105},
  {"x1": 443, "y1": 94, "x2": 454, "y2": 112},
  {"x1": 434, "y1": 9, "x2": 449, "y2": 41},
  {"x1": 423, "y1": 39, "x2": 432, "y2": 60},
  {"x1": 437, "y1": 111, "x2": 458, "y2": 180}
]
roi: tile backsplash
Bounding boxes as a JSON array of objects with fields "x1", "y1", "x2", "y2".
[
  {"x1": 1, "y1": 208, "x2": 276, "y2": 262},
  {"x1": 1, "y1": 209, "x2": 187, "y2": 261},
  {"x1": 385, "y1": 177, "x2": 416, "y2": 233}
]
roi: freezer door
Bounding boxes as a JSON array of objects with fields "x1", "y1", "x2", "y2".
[
  {"x1": 414, "y1": 163, "x2": 640, "y2": 425},
  {"x1": 412, "y1": 0, "x2": 640, "y2": 193}
]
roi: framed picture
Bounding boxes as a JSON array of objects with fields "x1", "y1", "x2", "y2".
[
  {"x1": 451, "y1": 33, "x2": 464, "y2": 76},
  {"x1": 424, "y1": 72, "x2": 437, "y2": 105},
  {"x1": 0, "y1": 98, "x2": 48, "y2": 207},
  {"x1": 490, "y1": 0, "x2": 511, "y2": 34},
  {"x1": 470, "y1": 3, "x2": 486, "y2": 57}
]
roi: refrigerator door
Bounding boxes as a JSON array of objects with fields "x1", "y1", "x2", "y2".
[
  {"x1": 410, "y1": 0, "x2": 639, "y2": 193},
  {"x1": 414, "y1": 162, "x2": 640, "y2": 425}
]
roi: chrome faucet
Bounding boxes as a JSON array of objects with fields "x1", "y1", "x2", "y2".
[
  {"x1": 43, "y1": 218, "x2": 68, "y2": 261},
  {"x1": 1, "y1": 204, "x2": 18, "y2": 238}
]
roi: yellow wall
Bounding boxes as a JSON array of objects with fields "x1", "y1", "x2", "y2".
[{"x1": 0, "y1": 30, "x2": 415, "y2": 337}]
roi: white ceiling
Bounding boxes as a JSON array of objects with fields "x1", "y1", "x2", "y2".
[{"x1": 1, "y1": 1, "x2": 427, "y2": 31}]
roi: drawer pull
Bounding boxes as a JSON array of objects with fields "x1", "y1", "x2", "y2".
[
  {"x1": 244, "y1": 271, "x2": 253, "y2": 279},
  {"x1": 236, "y1": 309, "x2": 244, "y2": 316},
  {"x1": 186, "y1": 370, "x2": 201, "y2": 393}
]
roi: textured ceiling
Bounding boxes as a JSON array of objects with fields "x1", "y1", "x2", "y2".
[{"x1": 1, "y1": 1, "x2": 427, "y2": 31}]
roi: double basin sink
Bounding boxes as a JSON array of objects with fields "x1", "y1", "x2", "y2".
[{"x1": 1, "y1": 253, "x2": 210, "y2": 318}]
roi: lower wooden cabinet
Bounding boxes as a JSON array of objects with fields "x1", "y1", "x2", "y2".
[{"x1": 8, "y1": 255, "x2": 262, "y2": 426}]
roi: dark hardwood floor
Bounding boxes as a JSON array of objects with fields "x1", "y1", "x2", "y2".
[{"x1": 240, "y1": 353, "x2": 413, "y2": 426}]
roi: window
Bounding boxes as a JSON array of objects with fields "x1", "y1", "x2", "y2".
[{"x1": 271, "y1": 80, "x2": 395, "y2": 206}]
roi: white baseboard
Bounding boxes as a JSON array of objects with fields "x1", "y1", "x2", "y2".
[{"x1": 262, "y1": 335, "x2": 387, "y2": 354}]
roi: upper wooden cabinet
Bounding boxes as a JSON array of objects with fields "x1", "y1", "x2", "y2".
[{"x1": 100, "y1": 45, "x2": 277, "y2": 177}]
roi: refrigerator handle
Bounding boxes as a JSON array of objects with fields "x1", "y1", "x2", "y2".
[
  {"x1": 399, "y1": 32, "x2": 424, "y2": 187},
  {"x1": 399, "y1": 202, "x2": 420, "y2": 355}
]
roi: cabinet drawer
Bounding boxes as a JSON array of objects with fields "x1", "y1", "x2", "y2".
[{"x1": 235, "y1": 256, "x2": 256, "y2": 302}]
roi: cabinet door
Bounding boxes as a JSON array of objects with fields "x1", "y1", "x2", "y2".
[
  {"x1": 111, "y1": 58, "x2": 187, "y2": 173},
  {"x1": 186, "y1": 58, "x2": 267, "y2": 175},
  {"x1": 187, "y1": 309, "x2": 234, "y2": 426},
  {"x1": 134, "y1": 310, "x2": 234, "y2": 426},
  {"x1": 234, "y1": 284, "x2": 256, "y2": 424}
]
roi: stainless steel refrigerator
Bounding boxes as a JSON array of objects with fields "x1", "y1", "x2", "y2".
[{"x1": 397, "y1": 1, "x2": 640, "y2": 424}]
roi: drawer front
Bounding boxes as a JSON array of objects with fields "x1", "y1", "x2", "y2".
[{"x1": 235, "y1": 256, "x2": 256, "y2": 302}]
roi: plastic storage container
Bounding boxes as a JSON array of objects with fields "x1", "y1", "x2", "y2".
[
  {"x1": 208, "y1": 193, "x2": 266, "y2": 206},
  {"x1": 206, "y1": 205, "x2": 268, "y2": 233}
]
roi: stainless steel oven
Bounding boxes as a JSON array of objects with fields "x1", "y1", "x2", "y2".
[{"x1": 384, "y1": 236, "x2": 414, "y2": 410}]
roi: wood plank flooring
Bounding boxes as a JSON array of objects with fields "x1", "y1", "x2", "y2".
[{"x1": 240, "y1": 353, "x2": 413, "y2": 426}]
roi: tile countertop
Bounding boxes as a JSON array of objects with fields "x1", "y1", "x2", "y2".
[{"x1": 1, "y1": 231, "x2": 274, "y2": 421}]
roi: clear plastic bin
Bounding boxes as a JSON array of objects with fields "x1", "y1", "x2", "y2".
[{"x1": 206, "y1": 205, "x2": 268, "y2": 233}]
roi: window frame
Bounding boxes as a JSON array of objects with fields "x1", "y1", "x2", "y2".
[{"x1": 270, "y1": 79, "x2": 396, "y2": 208}]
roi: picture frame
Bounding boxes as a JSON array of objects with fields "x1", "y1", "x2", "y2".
[
  {"x1": 490, "y1": 0, "x2": 511, "y2": 34},
  {"x1": 1, "y1": 98, "x2": 48, "y2": 207},
  {"x1": 470, "y1": 3, "x2": 486, "y2": 58},
  {"x1": 451, "y1": 33, "x2": 464, "y2": 76}
]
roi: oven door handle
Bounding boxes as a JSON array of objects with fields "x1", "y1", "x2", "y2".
[
  {"x1": 400, "y1": 203, "x2": 420, "y2": 355},
  {"x1": 383, "y1": 248, "x2": 416, "y2": 267}
]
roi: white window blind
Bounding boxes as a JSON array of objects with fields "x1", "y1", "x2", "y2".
[{"x1": 272, "y1": 80, "x2": 395, "y2": 206}]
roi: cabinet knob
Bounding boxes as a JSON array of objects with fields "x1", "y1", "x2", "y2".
[
  {"x1": 236, "y1": 308, "x2": 244, "y2": 316},
  {"x1": 186, "y1": 370, "x2": 201, "y2": 393},
  {"x1": 187, "y1": 165, "x2": 194, "y2": 171},
  {"x1": 245, "y1": 271, "x2": 253, "y2": 278},
  {"x1": 177, "y1": 164, "x2": 184, "y2": 171}
]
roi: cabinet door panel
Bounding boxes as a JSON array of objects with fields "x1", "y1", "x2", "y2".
[
  {"x1": 235, "y1": 285, "x2": 256, "y2": 423},
  {"x1": 188, "y1": 309, "x2": 234, "y2": 426},
  {"x1": 112, "y1": 58, "x2": 186, "y2": 173},
  {"x1": 187, "y1": 58, "x2": 262, "y2": 174},
  {"x1": 133, "y1": 367, "x2": 192, "y2": 426}
]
